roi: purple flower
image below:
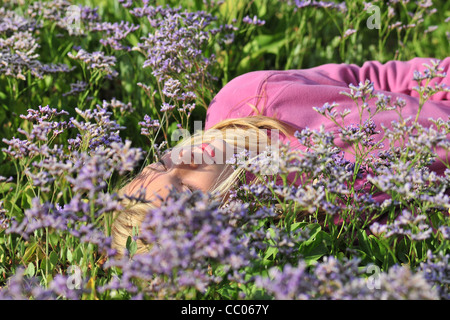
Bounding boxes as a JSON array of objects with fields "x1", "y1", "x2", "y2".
[
  {"x1": 63, "y1": 80, "x2": 88, "y2": 97},
  {"x1": 0, "y1": 267, "x2": 84, "y2": 300},
  {"x1": 293, "y1": 0, "x2": 347, "y2": 13},
  {"x1": 369, "y1": 209, "x2": 433, "y2": 241},
  {"x1": 6, "y1": 198, "x2": 69, "y2": 240},
  {"x1": 68, "y1": 48, "x2": 118, "y2": 78},
  {"x1": 242, "y1": 15, "x2": 266, "y2": 26},
  {"x1": 419, "y1": 251, "x2": 449, "y2": 300},
  {"x1": 102, "y1": 191, "x2": 256, "y2": 298},
  {"x1": 91, "y1": 21, "x2": 140, "y2": 51},
  {"x1": 139, "y1": 114, "x2": 160, "y2": 137},
  {"x1": 256, "y1": 256, "x2": 439, "y2": 299}
]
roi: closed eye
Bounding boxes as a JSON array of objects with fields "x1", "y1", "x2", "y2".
[
  {"x1": 182, "y1": 183, "x2": 196, "y2": 193},
  {"x1": 157, "y1": 158, "x2": 168, "y2": 171}
]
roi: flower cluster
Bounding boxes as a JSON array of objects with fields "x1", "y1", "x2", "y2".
[
  {"x1": 90, "y1": 21, "x2": 140, "y2": 51},
  {"x1": 62, "y1": 80, "x2": 88, "y2": 97},
  {"x1": 2, "y1": 103, "x2": 142, "y2": 242},
  {"x1": 369, "y1": 209, "x2": 433, "y2": 241},
  {"x1": 138, "y1": 114, "x2": 160, "y2": 137},
  {"x1": 256, "y1": 256, "x2": 439, "y2": 300},
  {"x1": 102, "y1": 191, "x2": 258, "y2": 298},
  {"x1": 0, "y1": 268, "x2": 84, "y2": 300},
  {"x1": 68, "y1": 49, "x2": 118, "y2": 78},
  {"x1": 0, "y1": 29, "x2": 73, "y2": 80},
  {"x1": 242, "y1": 15, "x2": 266, "y2": 26},
  {"x1": 27, "y1": 0, "x2": 100, "y2": 35},
  {"x1": 419, "y1": 251, "x2": 450, "y2": 300},
  {"x1": 292, "y1": 0, "x2": 347, "y2": 13},
  {"x1": 129, "y1": 2, "x2": 236, "y2": 112},
  {"x1": 0, "y1": 7, "x2": 41, "y2": 33}
]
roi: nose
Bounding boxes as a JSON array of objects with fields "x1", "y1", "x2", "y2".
[
  {"x1": 177, "y1": 147, "x2": 199, "y2": 169},
  {"x1": 201, "y1": 143, "x2": 215, "y2": 158}
]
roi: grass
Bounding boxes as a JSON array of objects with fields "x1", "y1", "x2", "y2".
[{"x1": 0, "y1": 0, "x2": 448, "y2": 300}]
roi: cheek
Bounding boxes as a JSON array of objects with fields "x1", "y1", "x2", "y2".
[
  {"x1": 183, "y1": 165, "x2": 224, "y2": 192},
  {"x1": 205, "y1": 165, "x2": 230, "y2": 190}
]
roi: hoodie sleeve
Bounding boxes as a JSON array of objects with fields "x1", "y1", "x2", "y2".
[{"x1": 312, "y1": 57, "x2": 450, "y2": 101}]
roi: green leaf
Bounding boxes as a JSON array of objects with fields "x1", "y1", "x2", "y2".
[
  {"x1": 357, "y1": 229, "x2": 374, "y2": 258},
  {"x1": 126, "y1": 236, "x2": 137, "y2": 257},
  {"x1": 49, "y1": 232, "x2": 59, "y2": 248},
  {"x1": 264, "y1": 246, "x2": 278, "y2": 261},
  {"x1": 67, "y1": 248, "x2": 73, "y2": 263},
  {"x1": 22, "y1": 241, "x2": 38, "y2": 264},
  {"x1": 73, "y1": 246, "x2": 83, "y2": 264},
  {"x1": 49, "y1": 251, "x2": 59, "y2": 268},
  {"x1": 25, "y1": 262, "x2": 35, "y2": 277}
]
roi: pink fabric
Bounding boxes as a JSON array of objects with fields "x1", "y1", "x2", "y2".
[
  {"x1": 206, "y1": 58, "x2": 450, "y2": 173},
  {"x1": 205, "y1": 58, "x2": 450, "y2": 223}
]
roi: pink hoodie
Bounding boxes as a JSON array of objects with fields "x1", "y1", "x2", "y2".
[
  {"x1": 205, "y1": 58, "x2": 450, "y2": 220},
  {"x1": 206, "y1": 58, "x2": 449, "y2": 170}
]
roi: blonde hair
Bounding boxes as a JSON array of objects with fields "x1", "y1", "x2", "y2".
[{"x1": 110, "y1": 115, "x2": 294, "y2": 257}]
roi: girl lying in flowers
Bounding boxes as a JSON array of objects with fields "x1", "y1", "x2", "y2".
[{"x1": 112, "y1": 57, "x2": 450, "y2": 256}]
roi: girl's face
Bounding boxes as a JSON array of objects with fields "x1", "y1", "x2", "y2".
[{"x1": 124, "y1": 139, "x2": 232, "y2": 206}]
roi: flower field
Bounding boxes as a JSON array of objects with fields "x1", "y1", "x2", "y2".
[{"x1": 0, "y1": 0, "x2": 449, "y2": 300}]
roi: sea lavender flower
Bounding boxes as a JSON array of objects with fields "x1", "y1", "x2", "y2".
[
  {"x1": 17, "y1": 107, "x2": 69, "y2": 142},
  {"x1": 0, "y1": 7, "x2": 41, "y2": 33},
  {"x1": 365, "y1": 265, "x2": 439, "y2": 300},
  {"x1": 340, "y1": 264, "x2": 440, "y2": 300},
  {"x1": 64, "y1": 141, "x2": 141, "y2": 201},
  {"x1": 2, "y1": 106, "x2": 69, "y2": 159},
  {"x1": 0, "y1": 17, "x2": 74, "y2": 80},
  {"x1": 118, "y1": 0, "x2": 133, "y2": 8},
  {"x1": 413, "y1": 60, "x2": 446, "y2": 82},
  {"x1": 91, "y1": 21, "x2": 140, "y2": 51},
  {"x1": 424, "y1": 25, "x2": 438, "y2": 34},
  {"x1": 242, "y1": 15, "x2": 266, "y2": 26},
  {"x1": 134, "y1": 8, "x2": 216, "y2": 81},
  {"x1": 6, "y1": 198, "x2": 70, "y2": 240},
  {"x1": 139, "y1": 114, "x2": 160, "y2": 137},
  {"x1": 1, "y1": 137, "x2": 42, "y2": 159},
  {"x1": 103, "y1": 191, "x2": 256, "y2": 298},
  {"x1": 27, "y1": 0, "x2": 100, "y2": 35},
  {"x1": 132, "y1": 4, "x2": 233, "y2": 109},
  {"x1": 0, "y1": 267, "x2": 84, "y2": 300},
  {"x1": 417, "y1": 0, "x2": 433, "y2": 8},
  {"x1": 369, "y1": 209, "x2": 433, "y2": 241},
  {"x1": 340, "y1": 79, "x2": 375, "y2": 100},
  {"x1": 340, "y1": 28, "x2": 356, "y2": 39},
  {"x1": 255, "y1": 262, "x2": 313, "y2": 299},
  {"x1": 70, "y1": 105, "x2": 125, "y2": 150},
  {"x1": 412, "y1": 60, "x2": 449, "y2": 103},
  {"x1": 419, "y1": 251, "x2": 449, "y2": 300},
  {"x1": 63, "y1": 80, "x2": 88, "y2": 97},
  {"x1": 101, "y1": 98, "x2": 134, "y2": 114},
  {"x1": 0, "y1": 200, "x2": 9, "y2": 230},
  {"x1": 256, "y1": 256, "x2": 439, "y2": 299},
  {"x1": 339, "y1": 119, "x2": 381, "y2": 149},
  {"x1": 2, "y1": 105, "x2": 69, "y2": 159},
  {"x1": 293, "y1": 0, "x2": 347, "y2": 13},
  {"x1": 0, "y1": 30, "x2": 41, "y2": 80},
  {"x1": 68, "y1": 48, "x2": 118, "y2": 78},
  {"x1": 284, "y1": 184, "x2": 328, "y2": 214}
]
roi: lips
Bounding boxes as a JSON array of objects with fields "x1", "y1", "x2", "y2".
[{"x1": 200, "y1": 143, "x2": 215, "y2": 158}]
